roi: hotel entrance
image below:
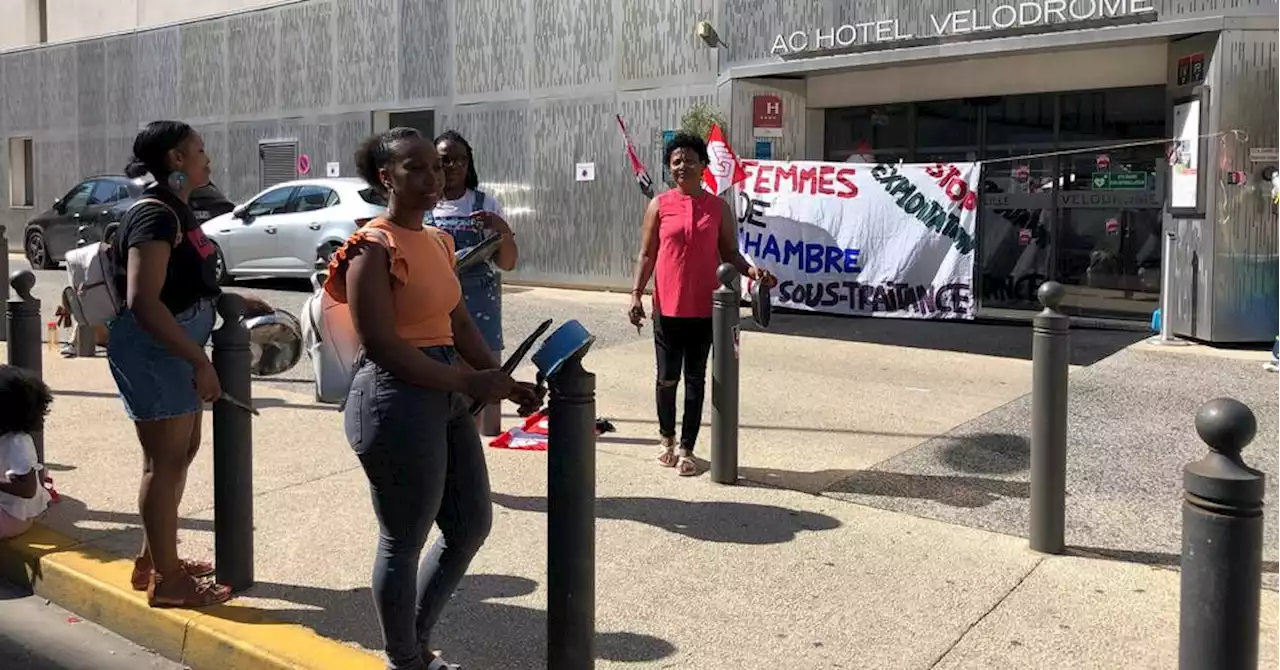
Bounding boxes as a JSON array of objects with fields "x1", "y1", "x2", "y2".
[{"x1": 822, "y1": 84, "x2": 1167, "y2": 321}]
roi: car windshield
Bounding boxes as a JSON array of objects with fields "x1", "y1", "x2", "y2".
[{"x1": 359, "y1": 187, "x2": 387, "y2": 207}]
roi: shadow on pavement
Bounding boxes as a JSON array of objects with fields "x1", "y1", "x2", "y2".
[
  {"x1": 491, "y1": 493, "x2": 840, "y2": 544},
  {"x1": 1071, "y1": 545, "x2": 1280, "y2": 574},
  {"x1": 740, "y1": 311, "x2": 1146, "y2": 366},
  {"x1": 209, "y1": 574, "x2": 676, "y2": 669}
]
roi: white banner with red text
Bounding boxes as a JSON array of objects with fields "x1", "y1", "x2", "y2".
[{"x1": 735, "y1": 160, "x2": 982, "y2": 319}]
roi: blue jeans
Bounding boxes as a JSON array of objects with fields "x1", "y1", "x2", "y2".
[
  {"x1": 106, "y1": 299, "x2": 216, "y2": 421},
  {"x1": 344, "y1": 347, "x2": 492, "y2": 669}
]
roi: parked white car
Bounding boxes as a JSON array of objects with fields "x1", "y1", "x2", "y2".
[{"x1": 201, "y1": 178, "x2": 385, "y2": 283}]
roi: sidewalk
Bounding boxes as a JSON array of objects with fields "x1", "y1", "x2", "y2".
[{"x1": 1, "y1": 325, "x2": 1276, "y2": 668}]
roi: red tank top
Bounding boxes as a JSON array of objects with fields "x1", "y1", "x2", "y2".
[{"x1": 653, "y1": 189, "x2": 722, "y2": 318}]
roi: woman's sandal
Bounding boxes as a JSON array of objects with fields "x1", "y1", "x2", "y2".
[
  {"x1": 676, "y1": 450, "x2": 698, "y2": 477},
  {"x1": 426, "y1": 656, "x2": 459, "y2": 670},
  {"x1": 657, "y1": 439, "x2": 678, "y2": 467},
  {"x1": 131, "y1": 557, "x2": 216, "y2": 591},
  {"x1": 147, "y1": 571, "x2": 231, "y2": 609}
]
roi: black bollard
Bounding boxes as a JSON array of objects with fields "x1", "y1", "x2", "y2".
[
  {"x1": 1029, "y1": 281, "x2": 1069, "y2": 554},
  {"x1": 711, "y1": 263, "x2": 740, "y2": 485},
  {"x1": 1179, "y1": 397, "x2": 1265, "y2": 670},
  {"x1": 211, "y1": 293, "x2": 255, "y2": 592},
  {"x1": 0, "y1": 225, "x2": 8, "y2": 342},
  {"x1": 546, "y1": 347, "x2": 596, "y2": 670},
  {"x1": 7, "y1": 270, "x2": 43, "y2": 462}
]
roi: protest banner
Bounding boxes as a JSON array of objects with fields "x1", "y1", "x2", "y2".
[{"x1": 735, "y1": 159, "x2": 981, "y2": 319}]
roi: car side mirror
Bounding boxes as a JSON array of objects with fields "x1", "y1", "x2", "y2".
[
  {"x1": 53, "y1": 198, "x2": 65, "y2": 213},
  {"x1": 233, "y1": 205, "x2": 252, "y2": 221}
]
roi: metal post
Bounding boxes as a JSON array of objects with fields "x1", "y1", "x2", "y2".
[
  {"x1": 7, "y1": 270, "x2": 43, "y2": 462},
  {"x1": 1029, "y1": 281, "x2": 1068, "y2": 554},
  {"x1": 711, "y1": 263, "x2": 741, "y2": 485},
  {"x1": 546, "y1": 348, "x2": 596, "y2": 670},
  {"x1": 211, "y1": 293, "x2": 254, "y2": 592},
  {"x1": 1179, "y1": 398, "x2": 1264, "y2": 670},
  {"x1": 1151, "y1": 229, "x2": 1189, "y2": 346},
  {"x1": 0, "y1": 225, "x2": 9, "y2": 342}
]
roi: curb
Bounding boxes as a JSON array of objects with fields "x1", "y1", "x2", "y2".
[{"x1": 0, "y1": 522, "x2": 382, "y2": 670}]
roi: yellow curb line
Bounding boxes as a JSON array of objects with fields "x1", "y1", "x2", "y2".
[{"x1": 0, "y1": 522, "x2": 382, "y2": 669}]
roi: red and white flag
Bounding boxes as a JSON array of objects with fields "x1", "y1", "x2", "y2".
[
  {"x1": 702, "y1": 123, "x2": 746, "y2": 195},
  {"x1": 615, "y1": 115, "x2": 655, "y2": 199}
]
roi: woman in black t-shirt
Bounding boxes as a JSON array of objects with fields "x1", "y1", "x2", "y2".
[{"x1": 106, "y1": 121, "x2": 231, "y2": 608}]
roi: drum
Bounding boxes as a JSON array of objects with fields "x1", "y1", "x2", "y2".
[{"x1": 244, "y1": 309, "x2": 303, "y2": 376}]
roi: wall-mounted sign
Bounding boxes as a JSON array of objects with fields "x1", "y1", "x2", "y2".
[
  {"x1": 753, "y1": 95, "x2": 783, "y2": 138},
  {"x1": 1176, "y1": 53, "x2": 1205, "y2": 86},
  {"x1": 297, "y1": 154, "x2": 311, "y2": 176},
  {"x1": 326, "y1": 161, "x2": 340, "y2": 177},
  {"x1": 661, "y1": 129, "x2": 676, "y2": 186},
  {"x1": 1091, "y1": 172, "x2": 1150, "y2": 190},
  {"x1": 771, "y1": 0, "x2": 1156, "y2": 55},
  {"x1": 1170, "y1": 98, "x2": 1201, "y2": 211},
  {"x1": 575, "y1": 162, "x2": 596, "y2": 182},
  {"x1": 755, "y1": 140, "x2": 773, "y2": 160},
  {"x1": 1248, "y1": 148, "x2": 1277, "y2": 163}
]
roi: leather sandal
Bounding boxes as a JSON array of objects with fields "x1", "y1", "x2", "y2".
[
  {"x1": 657, "y1": 437, "x2": 678, "y2": 467},
  {"x1": 131, "y1": 557, "x2": 215, "y2": 591},
  {"x1": 676, "y1": 449, "x2": 698, "y2": 477},
  {"x1": 147, "y1": 571, "x2": 231, "y2": 609}
]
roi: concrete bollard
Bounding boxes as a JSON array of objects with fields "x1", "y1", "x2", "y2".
[
  {"x1": 0, "y1": 225, "x2": 8, "y2": 342},
  {"x1": 711, "y1": 263, "x2": 741, "y2": 485},
  {"x1": 546, "y1": 347, "x2": 597, "y2": 670},
  {"x1": 211, "y1": 293, "x2": 255, "y2": 592},
  {"x1": 7, "y1": 270, "x2": 43, "y2": 462},
  {"x1": 1179, "y1": 397, "x2": 1265, "y2": 670},
  {"x1": 1029, "y1": 281, "x2": 1069, "y2": 554}
]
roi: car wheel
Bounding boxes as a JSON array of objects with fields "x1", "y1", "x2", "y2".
[
  {"x1": 25, "y1": 229, "x2": 55, "y2": 270},
  {"x1": 317, "y1": 241, "x2": 341, "y2": 268},
  {"x1": 212, "y1": 242, "x2": 233, "y2": 286}
]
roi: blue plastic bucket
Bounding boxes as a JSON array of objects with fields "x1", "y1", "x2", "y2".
[{"x1": 532, "y1": 320, "x2": 595, "y2": 378}]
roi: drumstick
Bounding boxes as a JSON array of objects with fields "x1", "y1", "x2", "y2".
[{"x1": 218, "y1": 392, "x2": 261, "y2": 416}]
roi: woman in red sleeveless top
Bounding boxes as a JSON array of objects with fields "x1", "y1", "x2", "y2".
[{"x1": 628, "y1": 132, "x2": 776, "y2": 476}]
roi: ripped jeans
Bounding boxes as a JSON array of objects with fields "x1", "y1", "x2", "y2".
[
  {"x1": 652, "y1": 315, "x2": 714, "y2": 451},
  {"x1": 344, "y1": 347, "x2": 492, "y2": 669}
]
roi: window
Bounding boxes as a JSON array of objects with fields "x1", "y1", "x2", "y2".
[
  {"x1": 824, "y1": 104, "x2": 910, "y2": 163},
  {"x1": 8, "y1": 138, "x2": 34, "y2": 207},
  {"x1": 292, "y1": 185, "x2": 337, "y2": 213},
  {"x1": 359, "y1": 187, "x2": 388, "y2": 206},
  {"x1": 245, "y1": 186, "x2": 296, "y2": 217},
  {"x1": 915, "y1": 99, "x2": 979, "y2": 164},
  {"x1": 89, "y1": 180, "x2": 128, "y2": 205},
  {"x1": 61, "y1": 182, "x2": 94, "y2": 211}
]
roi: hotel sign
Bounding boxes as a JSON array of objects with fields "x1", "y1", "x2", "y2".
[{"x1": 771, "y1": 0, "x2": 1156, "y2": 55}]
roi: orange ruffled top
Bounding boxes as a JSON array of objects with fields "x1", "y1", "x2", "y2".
[{"x1": 324, "y1": 217, "x2": 461, "y2": 348}]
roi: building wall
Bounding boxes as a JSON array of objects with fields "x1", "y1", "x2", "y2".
[
  {"x1": 0, "y1": 0, "x2": 719, "y2": 289},
  {"x1": 0, "y1": 0, "x2": 43, "y2": 50}
]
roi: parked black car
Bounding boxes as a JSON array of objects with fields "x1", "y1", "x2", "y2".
[{"x1": 23, "y1": 175, "x2": 235, "y2": 269}]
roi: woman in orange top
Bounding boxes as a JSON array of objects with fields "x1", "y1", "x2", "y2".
[{"x1": 325, "y1": 127, "x2": 541, "y2": 670}]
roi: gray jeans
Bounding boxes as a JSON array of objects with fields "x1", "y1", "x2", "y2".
[{"x1": 344, "y1": 347, "x2": 492, "y2": 670}]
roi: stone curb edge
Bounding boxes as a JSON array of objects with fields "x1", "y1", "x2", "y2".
[{"x1": 0, "y1": 522, "x2": 382, "y2": 669}]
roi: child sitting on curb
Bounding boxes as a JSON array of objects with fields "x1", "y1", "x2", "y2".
[{"x1": 0, "y1": 365, "x2": 53, "y2": 540}]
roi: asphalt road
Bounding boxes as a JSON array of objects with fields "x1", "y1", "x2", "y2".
[{"x1": 0, "y1": 580, "x2": 184, "y2": 670}]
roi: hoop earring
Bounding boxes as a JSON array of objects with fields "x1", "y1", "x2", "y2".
[{"x1": 167, "y1": 170, "x2": 188, "y2": 192}]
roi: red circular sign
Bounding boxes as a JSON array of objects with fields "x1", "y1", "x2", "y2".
[
  {"x1": 1013, "y1": 165, "x2": 1030, "y2": 182},
  {"x1": 1095, "y1": 154, "x2": 1110, "y2": 169},
  {"x1": 297, "y1": 154, "x2": 311, "y2": 176},
  {"x1": 1105, "y1": 218, "x2": 1120, "y2": 234}
]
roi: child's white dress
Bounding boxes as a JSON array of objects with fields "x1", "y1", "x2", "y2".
[{"x1": 0, "y1": 432, "x2": 51, "y2": 536}]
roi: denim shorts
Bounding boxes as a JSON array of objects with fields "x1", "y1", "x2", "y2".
[{"x1": 106, "y1": 299, "x2": 216, "y2": 421}]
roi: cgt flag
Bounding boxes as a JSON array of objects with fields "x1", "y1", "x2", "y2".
[
  {"x1": 702, "y1": 123, "x2": 746, "y2": 195},
  {"x1": 615, "y1": 114, "x2": 655, "y2": 199}
]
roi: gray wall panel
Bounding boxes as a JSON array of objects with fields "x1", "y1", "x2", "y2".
[
  {"x1": 133, "y1": 29, "x2": 179, "y2": 123},
  {"x1": 103, "y1": 36, "x2": 137, "y2": 128},
  {"x1": 1209, "y1": 29, "x2": 1277, "y2": 342},
  {"x1": 36, "y1": 138, "x2": 78, "y2": 208},
  {"x1": 438, "y1": 103, "x2": 532, "y2": 222},
  {"x1": 526, "y1": 97, "x2": 626, "y2": 285},
  {"x1": 278, "y1": 117, "x2": 336, "y2": 181},
  {"x1": 619, "y1": 0, "x2": 716, "y2": 82},
  {"x1": 398, "y1": 0, "x2": 451, "y2": 101},
  {"x1": 281, "y1": 1, "x2": 334, "y2": 111},
  {"x1": 180, "y1": 21, "x2": 227, "y2": 120},
  {"x1": 532, "y1": 0, "x2": 612, "y2": 89},
  {"x1": 456, "y1": 0, "x2": 527, "y2": 95},
  {"x1": 335, "y1": 0, "x2": 398, "y2": 106},
  {"x1": 228, "y1": 12, "x2": 278, "y2": 116},
  {"x1": 195, "y1": 122, "x2": 230, "y2": 196},
  {"x1": 226, "y1": 121, "x2": 281, "y2": 203},
  {"x1": 42, "y1": 47, "x2": 78, "y2": 132},
  {"x1": 77, "y1": 134, "x2": 107, "y2": 178},
  {"x1": 3, "y1": 51, "x2": 39, "y2": 133},
  {"x1": 331, "y1": 112, "x2": 372, "y2": 181},
  {"x1": 76, "y1": 42, "x2": 106, "y2": 129}
]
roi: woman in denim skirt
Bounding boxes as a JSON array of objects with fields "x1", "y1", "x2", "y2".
[{"x1": 107, "y1": 121, "x2": 233, "y2": 608}]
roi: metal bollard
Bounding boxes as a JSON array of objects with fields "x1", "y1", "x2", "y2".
[
  {"x1": 7, "y1": 270, "x2": 43, "y2": 462},
  {"x1": 546, "y1": 347, "x2": 597, "y2": 670},
  {"x1": 1029, "y1": 281, "x2": 1069, "y2": 554},
  {"x1": 211, "y1": 293, "x2": 255, "y2": 592},
  {"x1": 711, "y1": 263, "x2": 741, "y2": 485},
  {"x1": 1179, "y1": 397, "x2": 1265, "y2": 670},
  {"x1": 0, "y1": 225, "x2": 8, "y2": 342}
]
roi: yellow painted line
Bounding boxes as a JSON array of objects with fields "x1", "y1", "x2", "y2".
[{"x1": 0, "y1": 523, "x2": 382, "y2": 669}]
